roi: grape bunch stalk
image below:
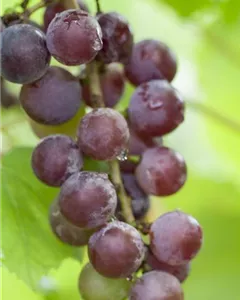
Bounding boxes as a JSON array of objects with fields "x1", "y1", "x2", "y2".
[{"x1": 1, "y1": 0, "x2": 203, "y2": 299}]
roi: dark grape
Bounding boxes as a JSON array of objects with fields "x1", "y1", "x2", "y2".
[
  {"x1": 82, "y1": 63, "x2": 125, "y2": 108},
  {"x1": 32, "y1": 134, "x2": 83, "y2": 187},
  {"x1": 46, "y1": 9, "x2": 102, "y2": 65},
  {"x1": 119, "y1": 160, "x2": 138, "y2": 173},
  {"x1": 49, "y1": 200, "x2": 94, "y2": 246},
  {"x1": 59, "y1": 172, "x2": 117, "y2": 228},
  {"x1": 128, "y1": 80, "x2": 184, "y2": 138},
  {"x1": 88, "y1": 221, "x2": 145, "y2": 278},
  {"x1": 8, "y1": 19, "x2": 42, "y2": 30},
  {"x1": 146, "y1": 251, "x2": 190, "y2": 283},
  {"x1": 136, "y1": 147, "x2": 187, "y2": 196},
  {"x1": 150, "y1": 210, "x2": 203, "y2": 266},
  {"x1": 44, "y1": 0, "x2": 89, "y2": 32},
  {"x1": 97, "y1": 12, "x2": 133, "y2": 64},
  {"x1": 77, "y1": 108, "x2": 130, "y2": 161},
  {"x1": 20, "y1": 66, "x2": 81, "y2": 125},
  {"x1": 125, "y1": 39, "x2": 177, "y2": 86},
  {"x1": 79, "y1": 263, "x2": 131, "y2": 300},
  {"x1": 129, "y1": 271, "x2": 184, "y2": 300},
  {"x1": 1, "y1": 24, "x2": 50, "y2": 84}
]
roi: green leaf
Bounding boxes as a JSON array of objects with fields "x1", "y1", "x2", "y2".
[{"x1": 1, "y1": 147, "x2": 84, "y2": 291}]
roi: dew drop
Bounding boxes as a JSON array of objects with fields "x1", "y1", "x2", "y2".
[{"x1": 117, "y1": 149, "x2": 128, "y2": 161}]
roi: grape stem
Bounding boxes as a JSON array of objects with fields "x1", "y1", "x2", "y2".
[{"x1": 95, "y1": 0, "x2": 102, "y2": 14}]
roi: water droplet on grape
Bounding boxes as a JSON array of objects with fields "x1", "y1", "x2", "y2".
[
  {"x1": 148, "y1": 99, "x2": 163, "y2": 110},
  {"x1": 117, "y1": 149, "x2": 128, "y2": 161}
]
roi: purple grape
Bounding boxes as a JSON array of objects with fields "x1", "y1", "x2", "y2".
[
  {"x1": 20, "y1": 66, "x2": 81, "y2": 125},
  {"x1": 77, "y1": 108, "x2": 130, "y2": 161},
  {"x1": 1, "y1": 24, "x2": 50, "y2": 84},
  {"x1": 46, "y1": 9, "x2": 102, "y2": 65},
  {"x1": 136, "y1": 147, "x2": 187, "y2": 196},
  {"x1": 49, "y1": 200, "x2": 94, "y2": 246},
  {"x1": 146, "y1": 251, "x2": 190, "y2": 283},
  {"x1": 128, "y1": 80, "x2": 184, "y2": 138},
  {"x1": 32, "y1": 134, "x2": 83, "y2": 187},
  {"x1": 59, "y1": 172, "x2": 117, "y2": 228},
  {"x1": 119, "y1": 160, "x2": 138, "y2": 173},
  {"x1": 82, "y1": 63, "x2": 125, "y2": 108},
  {"x1": 125, "y1": 39, "x2": 177, "y2": 86},
  {"x1": 150, "y1": 210, "x2": 203, "y2": 266},
  {"x1": 129, "y1": 271, "x2": 184, "y2": 300},
  {"x1": 88, "y1": 221, "x2": 145, "y2": 278},
  {"x1": 44, "y1": 0, "x2": 89, "y2": 32},
  {"x1": 97, "y1": 12, "x2": 133, "y2": 64}
]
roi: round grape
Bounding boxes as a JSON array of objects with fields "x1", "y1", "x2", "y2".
[
  {"x1": 136, "y1": 147, "x2": 187, "y2": 196},
  {"x1": 88, "y1": 221, "x2": 145, "y2": 278},
  {"x1": 46, "y1": 9, "x2": 102, "y2": 65},
  {"x1": 20, "y1": 66, "x2": 81, "y2": 125},
  {"x1": 150, "y1": 210, "x2": 203, "y2": 266},
  {"x1": 125, "y1": 39, "x2": 177, "y2": 86},
  {"x1": 77, "y1": 108, "x2": 130, "y2": 161},
  {"x1": 32, "y1": 134, "x2": 83, "y2": 187},
  {"x1": 1, "y1": 24, "x2": 50, "y2": 84},
  {"x1": 97, "y1": 12, "x2": 133, "y2": 64},
  {"x1": 128, "y1": 80, "x2": 184, "y2": 138},
  {"x1": 79, "y1": 263, "x2": 131, "y2": 300},
  {"x1": 59, "y1": 171, "x2": 117, "y2": 228},
  {"x1": 129, "y1": 271, "x2": 184, "y2": 300},
  {"x1": 49, "y1": 200, "x2": 94, "y2": 246},
  {"x1": 146, "y1": 251, "x2": 190, "y2": 283},
  {"x1": 82, "y1": 63, "x2": 125, "y2": 108}
]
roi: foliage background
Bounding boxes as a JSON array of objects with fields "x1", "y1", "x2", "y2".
[{"x1": 1, "y1": 0, "x2": 240, "y2": 299}]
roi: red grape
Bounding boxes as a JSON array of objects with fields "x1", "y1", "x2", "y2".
[
  {"x1": 20, "y1": 66, "x2": 81, "y2": 125},
  {"x1": 46, "y1": 9, "x2": 102, "y2": 65},
  {"x1": 150, "y1": 210, "x2": 203, "y2": 266},
  {"x1": 77, "y1": 108, "x2": 130, "y2": 161},
  {"x1": 119, "y1": 160, "x2": 138, "y2": 173},
  {"x1": 128, "y1": 80, "x2": 184, "y2": 138},
  {"x1": 97, "y1": 12, "x2": 133, "y2": 64},
  {"x1": 59, "y1": 172, "x2": 117, "y2": 228},
  {"x1": 136, "y1": 147, "x2": 187, "y2": 196},
  {"x1": 32, "y1": 134, "x2": 83, "y2": 187},
  {"x1": 125, "y1": 39, "x2": 177, "y2": 86},
  {"x1": 88, "y1": 221, "x2": 145, "y2": 278}
]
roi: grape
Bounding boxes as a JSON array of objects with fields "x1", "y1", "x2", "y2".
[
  {"x1": 32, "y1": 134, "x2": 83, "y2": 187},
  {"x1": 129, "y1": 271, "x2": 184, "y2": 300},
  {"x1": 59, "y1": 171, "x2": 117, "y2": 228},
  {"x1": 79, "y1": 263, "x2": 131, "y2": 300},
  {"x1": 46, "y1": 9, "x2": 102, "y2": 65},
  {"x1": 1, "y1": 24, "x2": 50, "y2": 84},
  {"x1": 125, "y1": 39, "x2": 177, "y2": 86},
  {"x1": 49, "y1": 200, "x2": 94, "y2": 246},
  {"x1": 82, "y1": 63, "x2": 125, "y2": 108},
  {"x1": 77, "y1": 108, "x2": 130, "y2": 161},
  {"x1": 8, "y1": 19, "x2": 42, "y2": 30},
  {"x1": 20, "y1": 66, "x2": 81, "y2": 125},
  {"x1": 128, "y1": 80, "x2": 184, "y2": 138},
  {"x1": 136, "y1": 147, "x2": 186, "y2": 196},
  {"x1": 146, "y1": 251, "x2": 190, "y2": 283},
  {"x1": 88, "y1": 221, "x2": 145, "y2": 278},
  {"x1": 119, "y1": 160, "x2": 138, "y2": 173},
  {"x1": 97, "y1": 12, "x2": 133, "y2": 64},
  {"x1": 150, "y1": 210, "x2": 203, "y2": 266}
]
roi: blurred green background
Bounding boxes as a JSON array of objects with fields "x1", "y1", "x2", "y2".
[{"x1": 1, "y1": 0, "x2": 240, "y2": 300}]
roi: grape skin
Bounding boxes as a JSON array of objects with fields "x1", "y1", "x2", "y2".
[
  {"x1": 150, "y1": 210, "x2": 203, "y2": 266},
  {"x1": 125, "y1": 39, "x2": 177, "y2": 86},
  {"x1": 97, "y1": 12, "x2": 133, "y2": 64},
  {"x1": 119, "y1": 160, "x2": 138, "y2": 173},
  {"x1": 128, "y1": 80, "x2": 184, "y2": 138},
  {"x1": 136, "y1": 147, "x2": 187, "y2": 196},
  {"x1": 79, "y1": 263, "x2": 131, "y2": 300},
  {"x1": 77, "y1": 108, "x2": 130, "y2": 161},
  {"x1": 46, "y1": 9, "x2": 102, "y2": 66},
  {"x1": 1, "y1": 24, "x2": 50, "y2": 84},
  {"x1": 20, "y1": 66, "x2": 81, "y2": 125},
  {"x1": 88, "y1": 221, "x2": 145, "y2": 278},
  {"x1": 49, "y1": 200, "x2": 94, "y2": 246},
  {"x1": 32, "y1": 134, "x2": 83, "y2": 187},
  {"x1": 129, "y1": 271, "x2": 184, "y2": 300},
  {"x1": 59, "y1": 172, "x2": 117, "y2": 228}
]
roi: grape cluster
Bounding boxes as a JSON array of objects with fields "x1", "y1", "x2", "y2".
[{"x1": 1, "y1": 1, "x2": 203, "y2": 299}]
